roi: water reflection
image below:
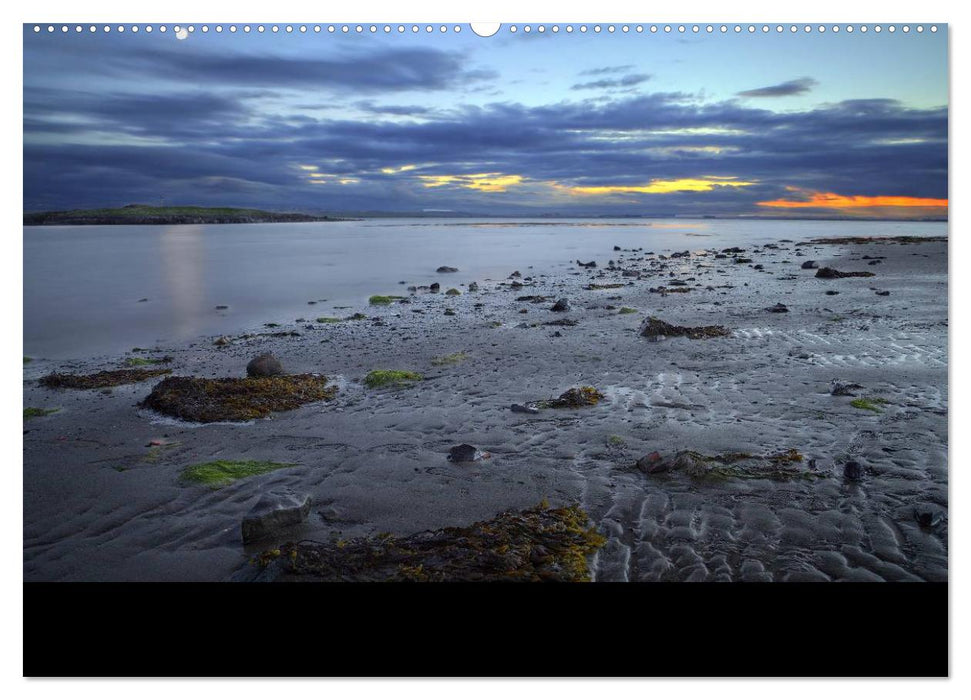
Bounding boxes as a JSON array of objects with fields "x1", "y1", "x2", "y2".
[{"x1": 159, "y1": 225, "x2": 207, "y2": 338}]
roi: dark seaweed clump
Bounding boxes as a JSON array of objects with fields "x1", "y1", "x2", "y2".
[
  {"x1": 40, "y1": 368, "x2": 172, "y2": 389},
  {"x1": 815, "y1": 267, "x2": 876, "y2": 279},
  {"x1": 637, "y1": 448, "x2": 821, "y2": 481},
  {"x1": 538, "y1": 386, "x2": 605, "y2": 408},
  {"x1": 640, "y1": 317, "x2": 729, "y2": 340},
  {"x1": 263, "y1": 502, "x2": 606, "y2": 582},
  {"x1": 141, "y1": 374, "x2": 337, "y2": 422}
]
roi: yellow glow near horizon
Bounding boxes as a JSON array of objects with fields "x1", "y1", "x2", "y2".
[
  {"x1": 297, "y1": 164, "x2": 319, "y2": 171},
  {"x1": 418, "y1": 173, "x2": 524, "y2": 192},
  {"x1": 554, "y1": 176, "x2": 756, "y2": 196},
  {"x1": 381, "y1": 164, "x2": 419, "y2": 174}
]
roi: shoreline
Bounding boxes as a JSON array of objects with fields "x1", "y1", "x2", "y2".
[{"x1": 23, "y1": 235, "x2": 949, "y2": 581}]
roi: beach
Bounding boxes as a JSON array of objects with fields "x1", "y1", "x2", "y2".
[{"x1": 22, "y1": 234, "x2": 948, "y2": 582}]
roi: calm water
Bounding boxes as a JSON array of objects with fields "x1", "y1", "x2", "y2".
[{"x1": 23, "y1": 218, "x2": 947, "y2": 360}]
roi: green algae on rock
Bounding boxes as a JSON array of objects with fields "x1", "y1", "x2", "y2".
[
  {"x1": 363, "y1": 369, "x2": 423, "y2": 388},
  {"x1": 431, "y1": 351, "x2": 469, "y2": 366},
  {"x1": 368, "y1": 295, "x2": 404, "y2": 306},
  {"x1": 23, "y1": 407, "x2": 59, "y2": 420},
  {"x1": 260, "y1": 502, "x2": 606, "y2": 582},
  {"x1": 618, "y1": 307, "x2": 638, "y2": 314},
  {"x1": 850, "y1": 397, "x2": 889, "y2": 413},
  {"x1": 141, "y1": 374, "x2": 337, "y2": 422},
  {"x1": 180, "y1": 460, "x2": 297, "y2": 488},
  {"x1": 124, "y1": 356, "x2": 172, "y2": 367},
  {"x1": 40, "y1": 368, "x2": 172, "y2": 389}
]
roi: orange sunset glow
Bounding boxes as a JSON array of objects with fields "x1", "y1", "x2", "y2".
[{"x1": 758, "y1": 188, "x2": 948, "y2": 211}]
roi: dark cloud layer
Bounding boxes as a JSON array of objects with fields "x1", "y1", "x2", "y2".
[
  {"x1": 737, "y1": 77, "x2": 819, "y2": 98},
  {"x1": 23, "y1": 42, "x2": 946, "y2": 216}
]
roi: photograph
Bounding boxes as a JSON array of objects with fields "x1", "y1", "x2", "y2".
[{"x1": 22, "y1": 21, "x2": 948, "y2": 588}]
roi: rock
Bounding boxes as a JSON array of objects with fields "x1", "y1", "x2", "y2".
[
  {"x1": 576, "y1": 260, "x2": 597, "y2": 268},
  {"x1": 246, "y1": 353, "x2": 284, "y2": 377},
  {"x1": 613, "y1": 245, "x2": 621, "y2": 251},
  {"x1": 241, "y1": 489, "x2": 312, "y2": 544},
  {"x1": 831, "y1": 379, "x2": 864, "y2": 396},
  {"x1": 447, "y1": 444, "x2": 484, "y2": 462},
  {"x1": 430, "y1": 282, "x2": 440, "y2": 293},
  {"x1": 842, "y1": 460, "x2": 865, "y2": 481},
  {"x1": 445, "y1": 288, "x2": 461, "y2": 296},
  {"x1": 215, "y1": 305, "x2": 229, "y2": 310},
  {"x1": 444, "y1": 309, "x2": 456, "y2": 316},
  {"x1": 137, "y1": 298, "x2": 149, "y2": 302},
  {"x1": 510, "y1": 403, "x2": 540, "y2": 415},
  {"x1": 767, "y1": 303, "x2": 789, "y2": 313},
  {"x1": 635, "y1": 451, "x2": 666, "y2": 474},
  {"x1": 816, "y1": 267, "x2": 876, "y2": 279},
  {"x1": 825, "y1": 290, "x2": 840, "y2": 296},
  {"x1": 550, "y1": 298, "x2": 570, "y2": 312},
  {"x1": 801, "y1": 260, "x2": 819, "y2": 269},
  {"x1": 876, "y1": 290, "x2": 891, "y2": 296},
  {"x1": 670, "y1": 250, "x2": 690, "y2": 259},
  {"x1": 468, "y1": 282, "x2": 479, "y2": 292},
  {"x1": 913, "y1": 507, "x2": 944, "y2": 528},
  {"x1": 509, "y1": 271, "x2": 522, "y2": 278},
  {"x1": 723, "y1": 247, "x2": 745, "y2": 254},
  {"x1": 213, "y1": 336, "x2": 230, "y2": 346},
  {"x1": 437, "y1": 266, "x2": 458, "y2": 273}
]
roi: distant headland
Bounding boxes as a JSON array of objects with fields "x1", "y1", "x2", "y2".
[{"x1": 23, "y1": 204, "x2": 351, "y2": 226}]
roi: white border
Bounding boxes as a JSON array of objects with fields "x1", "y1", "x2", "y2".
[{"x1": 5, "y1": 0, "x2": 964, "y2": 695}]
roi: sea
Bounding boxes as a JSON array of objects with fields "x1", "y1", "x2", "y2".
[{"x1": 23, "y1": 217, "x2": 947, "y2": 360}]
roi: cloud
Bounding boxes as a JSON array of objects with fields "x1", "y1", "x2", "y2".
[
  {"x1": 578, "y1": 65, "x2": 635, "y2": 76},
  {"x1": 737, "y1": 77, "x2": 818, "y2": 98},
  {"x1": 571, "y1": 74, "x2": 652, "y2": 91}
]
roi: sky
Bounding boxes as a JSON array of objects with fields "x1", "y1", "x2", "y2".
[{"x1": 22, "y1": 24, "x2": 948, "y2": 218}]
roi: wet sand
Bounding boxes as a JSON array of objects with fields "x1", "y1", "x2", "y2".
[{"x1": 22, "y1": 237, "x2": 948, "y2": 581}]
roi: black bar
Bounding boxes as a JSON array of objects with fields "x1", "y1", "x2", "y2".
[{"x1": 25, "y1": 582, "x2": 947, "y2": 677}]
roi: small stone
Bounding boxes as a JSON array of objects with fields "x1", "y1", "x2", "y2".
[
  {"x1": 510, "y1": 403, "x2": 539, "y2": 414},
  {"x1": 801, "y1": 260, "x2": 819, "y2": 269},
  {"x1": 430, "y1": 282, "x2": 440, "y2": 293},
  {"x1": 767, "y1": 303, "x2": 789, "y2": 313},
  {"x1": 213, "y1": 336, "x2": 230, "y2": 346},
  {"x1": 550, "y1": 298, "x2": 570, "y2": 312},
  {"x1": 876, "y1": 291, "x2": 891, "y2": 296},
  {"x1": 246, "y1": 353, "x2": 284, "y2": 378},
  {"x1": 913, "y1": 507, "x2": 943, "y2": 528},
  {"x1": 241, "y1": 489, "x2": 312, "y2": 544},
  {"x1": 447, "y1": 444, "x2": 483, "y2": 462},
  {"x1": 843, "y1": 460, "x2": 864, "y2": 481},
  {"x1": 468, "y1": 282, "x2": 479, "y2": 292},
  {"x1": 825, "y1": 290, "x2": 840, "y2": 296},
  {"x1": 215, "y1": 305, "x2": 229, "y2": 310},
  {"x1": 445, "y1": 288, "x2": 461, "y2": 296},
  {"x1": 635, "y1": 451, "x2": 666, "y2": 474}
]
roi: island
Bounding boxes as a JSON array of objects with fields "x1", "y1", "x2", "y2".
[{"x1": 23, "y1": 204, "x2": 350, "y2": 226}]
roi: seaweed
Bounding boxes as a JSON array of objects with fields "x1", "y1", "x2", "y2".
[
  {"x1": 369, "y1": 295, "x2": 404, "y2": 306},
  {"x1": 585, "y1": 283, "x2": 626, "y2": 290},
  {"x1": 618, "y1": 307, "x2": 638, "y2": 314},
  {"x1": 40, "y1": 368, "x2": 172, "y2": 389},
  {"x1": 124, "y1": 356, "x2": 172, "y2": 367},
  {"x1": 23, "y1": 407, "x2": 59, "y2": 419},
  {"x1": 638, "y1": 449, "x2": 818, "y2": 482},
  {"x1": 640, "y1": 317, "x2": 729, "y2": 340},
  {"x1": 537, "y1": 386, "x2": 605, "y2": 408},
  {"x1": 180, "y1": 459, "x2": 297, "y2": 488},
  {"x1": 431, "y1": 352, "x2": 469, "y2": 366},
  {"x1": 141, "y1": 374, "x2": 337, "y2": 422},
  {"x1": 315, "y1": 317, "x2": 343, "y2": 324},
  {"x1": 263, "y1": 502, "x2": 606, "y2": 582},
  {"x1": 850, "y1": 397, "x2": 889, "y2": 413},
  {"x1": 363, "y1": 369, "x2": 423, "y2": 388}
]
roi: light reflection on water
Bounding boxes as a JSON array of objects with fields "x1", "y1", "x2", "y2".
[{"x1": 23, "y1": 217, "x2": 946, "y2": 360}]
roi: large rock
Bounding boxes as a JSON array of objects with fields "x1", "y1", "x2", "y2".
[
  {"x1": 801, "y1": 260, "x2": 819, "y2": 269},
  {"x1": 437, "y1": 266, "x2": 459, "y2": 273},
  {"x1": 241, "y1": 489, "x2": 312, "y2": 543},
  {"x1": 447, "y1": 444, "x2": 484, "y2": 462},
  {"x1": 550, "y1": 298, "x2": 570, "y2": 312},
  {"x1": 246, "y1": 353, "x2": 284, "y2": 377}
]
